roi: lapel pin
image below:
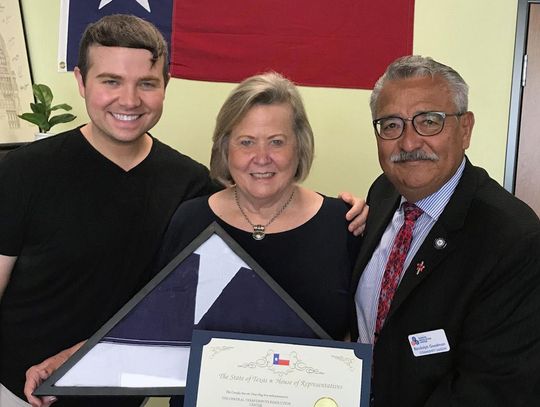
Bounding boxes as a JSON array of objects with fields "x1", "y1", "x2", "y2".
[
  {"x1": 416, "y1": 261, "x2": 425, "y2": 275},
  {"x1": 434, "y1": 237, "x2": 447, "y2": 250}
]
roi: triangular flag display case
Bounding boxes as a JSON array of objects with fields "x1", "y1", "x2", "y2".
[{"x1": 35, "y1": 222, "x2": 330, "y2": 397}]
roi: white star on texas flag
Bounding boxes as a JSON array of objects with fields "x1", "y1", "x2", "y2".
[{"x1": 98, "y1": 0, "x2": 151, "y2": 12}]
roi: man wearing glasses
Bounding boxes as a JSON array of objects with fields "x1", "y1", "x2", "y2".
[{"x1": 353, "y1": 55, "x2": 540, "y2": 406}]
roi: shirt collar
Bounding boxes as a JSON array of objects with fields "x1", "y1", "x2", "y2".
[{"x1": 400, "y1": 157, "x2": 466, "y2": 221}]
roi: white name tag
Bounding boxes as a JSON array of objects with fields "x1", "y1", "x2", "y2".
[{"x1": 408, "y1": 329, "x2": 450, "y2": 357}]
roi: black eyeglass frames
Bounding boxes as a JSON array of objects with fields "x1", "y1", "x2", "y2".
[{"x1": 373, "y1": 111, "x2": 465, "y2": 140}]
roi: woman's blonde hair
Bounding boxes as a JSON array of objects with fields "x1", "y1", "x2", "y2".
[{"x1": 210, "y1": 72, "x2": 314, "y2": 185}]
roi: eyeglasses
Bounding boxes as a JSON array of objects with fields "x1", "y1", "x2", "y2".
[{"x1": 373, "y1": 111, "x2": 465, "y2": 140}]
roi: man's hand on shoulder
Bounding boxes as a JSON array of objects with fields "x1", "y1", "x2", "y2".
[{"x1": 339, "y1": 191, "x2": 369, "y2": 236}]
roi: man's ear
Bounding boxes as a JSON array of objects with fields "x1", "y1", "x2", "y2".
[
  {"x1": 74, "y1": 67, "x2": 86, "y2": 98},
  {"x1": 164, "y1": 72, "x2": 171, "y2": 91},
  {"x1": 460, "y1": 111, "x2": 475, "y2": 150}
]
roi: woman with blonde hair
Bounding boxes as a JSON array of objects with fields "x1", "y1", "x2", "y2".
[{"x1": 160, "y1": 72, "x2": 364, "y2": 343}]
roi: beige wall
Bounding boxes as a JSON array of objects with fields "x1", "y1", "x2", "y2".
[{"x1": 20, "y1": 0, "x2": 517, "y2": 197}]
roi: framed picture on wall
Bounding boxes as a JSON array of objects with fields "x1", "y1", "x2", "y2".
[{"x1": 0, "y1": 0, "x2": 35, "y2": 143}]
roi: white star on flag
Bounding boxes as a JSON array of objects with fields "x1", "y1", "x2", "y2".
[{"x1": 98, "y1": 0, "x2": 151, "y2": 12}]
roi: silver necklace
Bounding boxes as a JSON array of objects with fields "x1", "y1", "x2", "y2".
[{"x1": 234, "y1": 186, "x2": 296, "y2": 240}]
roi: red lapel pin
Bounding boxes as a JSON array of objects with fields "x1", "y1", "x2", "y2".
[{"x1": 416, "y1": 261, "x2": 425, "y2": 275}]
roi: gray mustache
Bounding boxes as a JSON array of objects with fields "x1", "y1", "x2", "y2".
[{"x1": 390, "y1": 150, "x2": 439, "y2": 163}]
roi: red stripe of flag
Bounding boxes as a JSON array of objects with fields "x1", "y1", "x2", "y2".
[{"x1": 170, "y1": 0, "x2": 415, "y2": 89}]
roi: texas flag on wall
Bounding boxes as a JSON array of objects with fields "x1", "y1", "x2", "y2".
[{"x1": 59, "y1": 0, "x2": 415, "y2": 89}]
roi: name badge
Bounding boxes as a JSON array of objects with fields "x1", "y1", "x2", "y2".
[{"x1": 408, "y1": 329, "x2": 450, "y2": 357}]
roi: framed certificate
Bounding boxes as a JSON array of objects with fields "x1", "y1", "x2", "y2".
[
  {"x1": 186, "y1": 330, "x2": 372, "y2": 407},
  {"x1": 35, "y1": 222, "x2": 330, "y2": 397}
]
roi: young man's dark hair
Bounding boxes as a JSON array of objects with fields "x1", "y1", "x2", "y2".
[{"x1": 77, "y1": 14, "x2": 169, "y2": 84}]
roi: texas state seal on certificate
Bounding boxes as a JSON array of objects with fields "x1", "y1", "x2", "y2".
[{"x1": 314, "y1": 396, "x2": 338, "y2": 407}]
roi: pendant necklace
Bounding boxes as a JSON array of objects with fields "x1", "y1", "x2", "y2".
[{"x1": 234, "y1": 186, "x2": 295, "y2": 241}]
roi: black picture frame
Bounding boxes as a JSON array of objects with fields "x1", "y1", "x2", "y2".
[{"x1": 35, "y1": 222, "x2": 330, "y2": 397}]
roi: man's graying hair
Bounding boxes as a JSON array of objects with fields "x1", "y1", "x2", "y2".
[
  {"x1": 77, "y1": 14, "x2": 169, "y2": 84},
  {"x1": 370, "y1": 55, "x2": 469, "y2": 118}
]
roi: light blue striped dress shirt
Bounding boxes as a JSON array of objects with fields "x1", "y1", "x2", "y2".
[{"x1": 355, "y1": 158, "x2": 466, "y2": 345}]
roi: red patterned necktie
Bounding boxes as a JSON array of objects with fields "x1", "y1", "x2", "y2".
[{"x1": 375, "y1": 202, "x2": 423, "y2": 339}]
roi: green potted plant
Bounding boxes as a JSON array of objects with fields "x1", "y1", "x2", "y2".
[{"x1": 18, "y1": 83, "x2": 77, "y2": 140}]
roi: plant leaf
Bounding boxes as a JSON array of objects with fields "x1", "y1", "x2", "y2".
[
  {"x1": 30, "y1": 103, "x2": 46, "y2": 114},
  {"x1": 50, "y1": 103, "x2": 73, "y2": 112},
  {"x1": 18, "y1": 112, "x2": 42, "y2": 126},
  {"x1": 33, "y1": 84, "x2": 53, "y2": 107},
  {"x1": 48, "y1": 113, "x2": 77, "y2": 128},
  {"x1": 21, "y1": 83, "x2": 74, "y2": 132},
  {"x1": 18, "y1": 112, "x2": 49, "y2": 132}
]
